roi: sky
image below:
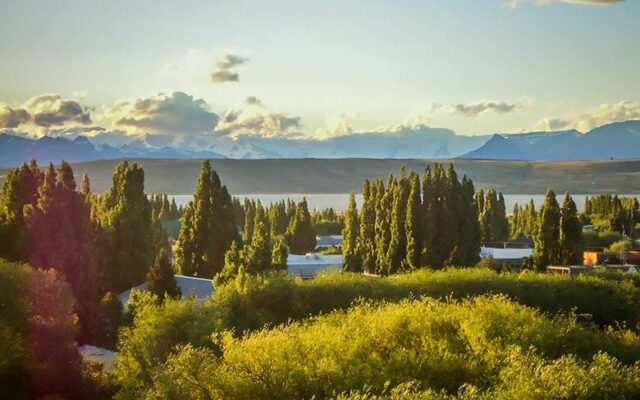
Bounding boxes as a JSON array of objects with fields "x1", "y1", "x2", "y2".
[{"x1": 0, "y1": 0, "x2": 639, "y2": 140}]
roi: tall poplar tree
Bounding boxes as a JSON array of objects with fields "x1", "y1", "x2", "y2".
[
  {"x1": 404, "y1": 171, "x2": 422, "y2": 270},
  {"x1": 286, "y1": 198, "x2": 316, "y2": 254},
  {"x1": 534, "y1": 189, "x2": 561, "y2": 271},
  {"x1": 559, "y1": 193, "x2": 583, "y2": 265},
  {"x1": 358, "y1": 180, "x2": 377, "y2": 274},
  {"x1": 342, "y1": 192, "x2": 361, "y2": 272}
]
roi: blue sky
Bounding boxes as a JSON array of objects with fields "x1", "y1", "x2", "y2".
[{"x1": 1, "y1": 0, "x2": 639, "y2": 138}]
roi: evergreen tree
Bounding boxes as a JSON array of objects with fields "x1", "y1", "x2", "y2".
[
  {"x1": 98, "y1": 161, "x2": 155, "y2": 292},
  {"x1": 243, "y1": 199, "x2": 255, "y2": 244},
  {"x1": 342, "y1": 192, "x2": 361, "y2": 272},
  {"x1": 174, "y1": 161, "x2": 238, "y2": 278},
  {"x1": 404, "y1": 172, "x2": 422, "y2": 270},
  {"x1": 559, "y1": 193, "x2": 583, "y2": 265},
  {"x1": 80, "y1": 173, "x2": 91, "y2": 196},
  {"x1": 0, "y1": 160, "x2": 42, "y2": 261},
  {"x1": 169, "y1": 198, "x2": 179, "y2": 219},
  {"x1": 286, "y1": 198, "x2": 316, "y2": 254},
  {"x1": 358, "y1": 180, "x2": 377, "y2": 274},
  {"x1": 375, "y1": 178, "x2": 393, "y2": 273},
  {"x1": 146, "y1": 249, "x2": 180, "y2": 300},
  {"x1": 244, "y1": 220, "x2": 271, "y2": 273},
  {"x1": 387, "y1": 169, "x2": 409, "y2": 273},
  {"x1": 459, "y1": 174, "x2": 481, "y2": 265},
  {"x1": 214, "y1": 241, "x2": 242, "y2": 286},
  {"x1": 270, "y1": 236, "x2": 289, "y2": 272},
  {"x1": 533, "y1": 190, "x2": 561, "y2": 271}
]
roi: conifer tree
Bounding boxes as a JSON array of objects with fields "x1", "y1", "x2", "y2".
[
  {"x1": 286, "y1": 198, "x2": 316, "y2": 254},
  {"x1": 387, "y1": 169, "x2": 409, "y2": 273},
  {"x1": 175, "y1": 161, "x2": 238, "y2": 278},
  {"x1": 534, "y1": 189, "x2": 561, "y2": 271},
  {"x1": 170, "y1": 198, "x2": 179, "y2": 219},
  {"x1": 146, "y1": 249, "x2": 180, "y2": 301},
  {"x1": 80, "y1": 173, "x2": 91, "y2": 196},
  {"x1": 244, "y1": 199, "x2": 256, "y2": 244},
  {"x1": 214, "y1": 241, "x2": 242, "y2": 286},
  {"x1": 357, "y1": 180, "x2": 377, "y2": 274},
  {"x1": 342, "y1": 192, "x2": 361, "y2": 272},
  {"x1": 404, "y1": 172, "x2": 422, "y2": 270},
  {"x1": 270, "y1": 236, "x2": 289, "y2": 271},
  {"x1": 244, "y1": 220, "x2": 272, "y2": 273},
  {"x1": 559, "y1": 193, "x2": 583, "y2": 265},
  {"x1": 459, "y1": 174, "x2": 481, "y2": 265},
  {"x1": 375, "y1": 179, "x2": 393, "y2": 274},
  {"x1": 99, "y1": 161, "x2": 155, "y2": 291}
]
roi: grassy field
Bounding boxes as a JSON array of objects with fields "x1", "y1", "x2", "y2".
[{"x1": 2, "y1": 158, "x2": 640, "y2": 194}]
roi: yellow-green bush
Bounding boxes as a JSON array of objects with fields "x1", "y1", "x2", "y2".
[
  {"x1": 137, "y1": 296, "x2": 640, "y2": 400},
  {"x1": 114, "y1": 268, "x2": 640, "y2": 398}
]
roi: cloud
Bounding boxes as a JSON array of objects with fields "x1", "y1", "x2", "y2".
[
  {"x1": 216, "y1": 54, "x2": 248, "y2": 69},
  {"x1": 451, "y1": 101, "x2": 518, "y2": 117},
  {"x1": 210, "y1": 53, "x2": 249, "y2": 84},
  {"x1": 211, "y1": 69, "x2": 240, "y2": 83},
  {"x1": 316, "y1": 113, "x2": 355, "y2": 138},
  {"x1": 0, "y1": 94, "x2": 92, "y2": 133},
  {"x1": 532, "y1": 101, "x2": 640, "y2": 132},
  {"x1": 0, "y1": 105, "x2": 30, "y2": 128},
  {"x1": 163, "y1": 49, "x2": 249, "y2": 84},
  {"x1": 105, "y1": 91, "x2": 219, "y2": 136},
  {"x1": 506, "y1": 0, "x2": 624, "y2": 8},
  {"x1": 215, "y1": 97, "x2": 302, "y2": 137}
]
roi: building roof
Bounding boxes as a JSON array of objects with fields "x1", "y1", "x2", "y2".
[
  {"x1": 287, "y1": 253, "x2": 342, "y2": 279},
  {"x1": 316, "y1": 235, "x2": 343, "y2": 247},
  {"x1": 480, "y1": 246, "x2": 533, "y2": 260},
  {"x1": 118, "y1": 274, "x2": 214, "y2": 304}
]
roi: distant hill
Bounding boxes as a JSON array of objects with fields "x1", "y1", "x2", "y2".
[
  {"x1": 460, "y1": 121, "x2": 640, "y2": 160},
  {"x1": 2, "y1": 158, "x2": 639, "y2": 195}
]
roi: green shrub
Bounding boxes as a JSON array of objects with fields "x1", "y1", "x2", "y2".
[
  {"x1": 139, "y1": 296, "x2": 640, "y2": 400},
  {"x1": 115, "y1": 268, "x2": 640, "y2": 398}
]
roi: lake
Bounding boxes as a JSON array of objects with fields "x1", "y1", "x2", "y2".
[{"x1": 169, "y1": 193, "x2": 640, "y2": 213}]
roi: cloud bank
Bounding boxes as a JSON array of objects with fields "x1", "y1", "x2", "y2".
[
  {"x1": 216, "y1": 97, "x2": 302, "y2": 137},
  {"x1": 0, "y1": 95, "x2": 92, "y2": 133},
  {"x1": 451, "y1": 101, "x2": 519, "y2": 117},
  {"x1": 163, "y1": 49, "x2": 249, "y2": 84},
  {"x1": 532, "y1": 101, "x2": 640, "y2": 132},
  {"x1": 105, "y1": 92, "x2": 219, "y2": 136}
]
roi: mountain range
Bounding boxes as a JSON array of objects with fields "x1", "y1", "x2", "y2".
[{"x1": 0, "y1": 120, "x2": 639, "y2": 167}]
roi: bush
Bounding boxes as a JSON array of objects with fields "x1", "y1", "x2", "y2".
[
  {"x1": 115, "y1": 268, "x2": 640, "y2": 397},
  {"x1": 139, "y1": 296, "x2": 640, "y2": 399}
]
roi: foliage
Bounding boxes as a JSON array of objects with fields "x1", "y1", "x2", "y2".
[
  {"x1": 147, "y1": 249, "x2": 181, "y2": 301},
  {"x1": 0, "y1": 260, "x2": 87, "y2": 399},
  {"x1": 131, "y1": 296, "x2": 640, "y2": 399},
  {"x1": 114, "y1": 267, "x2": 640, "y2": 397}
]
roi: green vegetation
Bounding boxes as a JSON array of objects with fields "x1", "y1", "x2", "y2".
[
  {"x1": 347, "y1": 164, "x2": 482, "y2": 274},
  {"x1": 146, "y1": 249, "x2": 180, "y2": 301},
  {"x1": 114, "y1": 267, "x2": 640, "y2": 398}
]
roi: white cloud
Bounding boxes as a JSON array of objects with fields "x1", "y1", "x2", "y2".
[
  {"x1": 163, "y1": 48, "x2": 250, "y2": 84},
  {"x1": 104, "y1": 91, "x2": 219, "y2": 136},
  {"x1": 215, "y1": 97, "x2": 302, "y2": 137},
  {"x1": 0, "y1": 94, "x2": 92, "y2": 135},
  {"x1": 315, "y1": 113, "x2": 355, "y2": 138},
  {"x1": 532, "y1": 101, "x2": 640, "y2": 132},
  {"x1": 451, "y1": 100, "x2": 519, "y2": 117}
]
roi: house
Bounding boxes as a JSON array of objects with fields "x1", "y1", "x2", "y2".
[
  {"x1": 479, "y1": 246, "x2": 533, "y2": 269},
  {"x1": 316, "y1": 235, "x2": 343, "y2": 248},
  {"x1": 287, "y1": 253, "x2": 342, "y2": 279},
  {"x1": 117, "y1": 274, "x2": 215, "y2": 305},
  {"x1": 583, "y1": 250, "x2": 640, "y2": 266}
]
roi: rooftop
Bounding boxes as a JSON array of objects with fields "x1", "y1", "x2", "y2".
[{"x1": 118, "y1": 274, "x2": 214, "y2": 304}]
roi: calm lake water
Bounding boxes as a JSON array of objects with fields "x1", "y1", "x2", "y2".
[{"x1": 169, "y1": 194, "x2": 640, "y2": 213}]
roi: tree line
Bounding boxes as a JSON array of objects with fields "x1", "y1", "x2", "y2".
[{"x1": 342, "y1": 164, "x2": 485, "y2": 274}]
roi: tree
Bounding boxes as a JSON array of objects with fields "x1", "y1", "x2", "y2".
[
  {"x1": 97, "y1": 292, "x2": 123, "y2": 349},
  {"x1": 387, "y1": 169, "x2": 409, "y2": 273},
  {"x1": 271, "y1": 237, "x2": 289, "y2": 271},
  {"x1": 286, "y1": 198, "x2": 316, "y2": 254},
  {"x1": 214, "y1": 241, "x2": 242, "y2": 286},
  {"x1": 244, "y1": 220, "x2": 272, "y2": 273},
  {"x1": 175, "y1": 161, "x2": 238, "y2": 278},
  {"x1": 534, "y1": 190, "x2": 561, "y2": 271},
  {"x1": 342, "y1": 192, "x2": 362, "y2": 272},
  {"x1": 98, "y1": 161, "x2": 155, "y2": 292},
  {"x1": 559, "y1": 193, "x2": 583, "y2": 265},
  {"x1": 147, "y1": 249, "x2": 181, "y2": 301},
  {"x1": 404, "y1": 172, "x2": 422, "y2": 270},
  {"x1": 357, "y1": 180, "x2": 377, "y2": 274}
]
